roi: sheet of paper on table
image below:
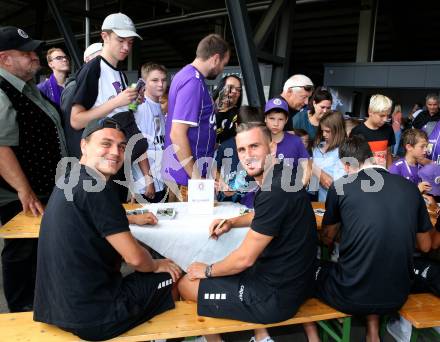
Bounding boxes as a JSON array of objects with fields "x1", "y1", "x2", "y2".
[{"x1": 188, "y1": 179, "x2": 214, "y2": 215}]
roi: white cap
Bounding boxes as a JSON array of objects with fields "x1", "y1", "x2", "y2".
[
  {"x1": 283, "y1": 74, "x2": 314, "y2": 91},
  {"x1": 101, "y1": 13, "x2": 142, "y2": 40},
  {"x1": 83, "y1": 43, "x2": 103, "y2": 61}
]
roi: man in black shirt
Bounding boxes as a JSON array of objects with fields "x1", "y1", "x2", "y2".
[
  {"x1": 178, "y1": 122, "x2": 317, "y2": 342},
  {"x1": 34, "y1": 117, "x2": 181, "y2": 341},
  {"x1": 304, "y1": 135, "x2": 433, "y2": 342},
  {"x1": 412, "y1": 93, "x2": 440, "y2": 132}
]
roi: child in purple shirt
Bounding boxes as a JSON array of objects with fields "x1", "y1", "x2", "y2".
[
  {"x1": 264, "y1": 98, "x2": 310, "y2": 184},
  {"x1": 389, "y1": 129, "x2": 432, "y2": 195}
]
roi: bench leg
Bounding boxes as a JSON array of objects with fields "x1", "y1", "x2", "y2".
[
  {"x1": 317, "y1": 317, "x2": 351, "y2": 342},
  {"x1": 409, "y1": 327, "x2": 418, "y2": 342}
]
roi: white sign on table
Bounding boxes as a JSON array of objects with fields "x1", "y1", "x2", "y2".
[{"x1": 187, "y1": 179, "x2": 214, "y2": 215}]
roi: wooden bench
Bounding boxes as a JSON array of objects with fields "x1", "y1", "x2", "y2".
[
  {"x1": 0, "y1": 298, "x2": 351, "y2": 342},
  {"x1": 398, "y1": 293, "x2": 440, "y2": 342}
]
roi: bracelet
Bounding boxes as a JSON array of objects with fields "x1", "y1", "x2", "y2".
[{"x1": 205, "y1": 264, "x2": 213, "y2": 278}]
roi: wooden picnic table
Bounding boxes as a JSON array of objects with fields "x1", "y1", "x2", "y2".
[{"x1": 0, "y1": 201, "x2": 434, "y2": 239}]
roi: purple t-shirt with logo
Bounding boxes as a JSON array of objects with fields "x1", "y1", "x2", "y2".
[
  {"x1": 424, "y1": 120, "x2": 440, "y2": 164},
  {"x1": 389, "y1": 158, "x2": 421, "y2": 184},
  {"x1": 162, "y1": 64, "x2": 216, "y2": 186},
  {"x1": 275, "y1": 133, "x2": 309, "y2": 168}
]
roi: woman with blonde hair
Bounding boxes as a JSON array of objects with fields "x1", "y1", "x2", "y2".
[{"x1": 311, "y1": 111, "x2": 346, "y2": 201}]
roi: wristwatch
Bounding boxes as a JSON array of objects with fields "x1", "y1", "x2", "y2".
[{"x1": 205, "y1": 264, "x2": 213, "y2": 278}]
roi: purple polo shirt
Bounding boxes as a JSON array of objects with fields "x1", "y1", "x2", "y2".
[
  {"x1": 275, "y1": 133, "x2": 310, "y2": 168},
  {"x1": 37, "y1": 74, "x2": 64, "y2": 107},
  {"x1": 424, "y1": 121, "x2": 440, "y2": 164},
  {"x1": 389, "y1": 158, "x2": 421, "y2": 184},
  {"x1": 162, "y1": 64, "x2": 216, "y2": 186}
]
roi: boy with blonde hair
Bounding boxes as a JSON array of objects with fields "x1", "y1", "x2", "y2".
[
  {"x1": 351, "y1": 94, "x2": 395, "y2": 167},
  {"x1": 132, "y1": 62, "x2": 168, "y2": 203}
]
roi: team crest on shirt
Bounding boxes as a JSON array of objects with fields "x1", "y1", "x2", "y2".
[
  {"x1": 278, "y1": 153, "x2": 285, "y2": 160},
  {"x1": 195, "y1": 71, "x2": 200, "y2": 79}
]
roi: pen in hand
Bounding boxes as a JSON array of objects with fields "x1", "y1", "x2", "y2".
[{"x1": 210, "y1": 218, "x2": 227, "y2": 239}]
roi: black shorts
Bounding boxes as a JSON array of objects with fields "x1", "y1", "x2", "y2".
[
  {"x1": 314, "y1": 260, "x2": 401, "y2": 316},
  {"x1": 198, "y1": 273, "x2": 302, "y2": 324},
  {"x1": 62, "y1": 272, "x2": 174, "y2": 341},
  {"x1": 412, "y1": 257, "x2": 440, "y2": 296}
]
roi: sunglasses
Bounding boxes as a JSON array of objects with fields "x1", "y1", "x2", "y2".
[
  {"x1": 289, "y1": 85, "x2": 314, "y2": 92},
  {"x1": 50, "y1": 55, "x2": 69, "y2": 62}
]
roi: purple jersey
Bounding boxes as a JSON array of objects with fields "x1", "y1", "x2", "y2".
[
  {"x1": 275, "y1": 133, "x2": 310, "y2": 168},
  {"x1": 37, "y1": 74, "x2": 63, "y2": 107},
  {"x1": 162, "y1": 65, "x2": 216, "y2": 186},
  {"x1": 389, "y1": 158, "x2": 421, "y2": 184},
  {"x1": 424, "y1": 120, "x2": 440, "y2": 164}
]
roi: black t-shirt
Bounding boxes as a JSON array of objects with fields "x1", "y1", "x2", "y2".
[
  {"x1": 412, "y1": 110, "x2": 440, "y2": 129},
  {"x1": 34, "y1": 165, "x2": 129, "y2": 328},
  {"x1": 322, "y1": 167, "x2": 432, "y2": 311},
  {"x1": 247, "y1": 164, "x2": 317, "y2": 297},
  {"x1": 351, "y1": 123, "x2": 395, "y2": 166},
  {"x1": 216, "y1": 107, "x2": 238, "y2": 144}
]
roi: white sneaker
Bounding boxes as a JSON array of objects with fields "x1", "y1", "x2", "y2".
[
  {"x1": 386, "y1": 317, "x2": 412, "y2": 342},
  {"x1": 184, "y1": 337, "x2": 224, "y2": 342},
  {"x1": 249, "y1": 337, "x2": 275, "y2": 342}
]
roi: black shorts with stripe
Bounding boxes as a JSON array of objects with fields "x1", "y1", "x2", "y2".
[{"x1": 198, "y1": 273, "x2": 304, "y2": 324}]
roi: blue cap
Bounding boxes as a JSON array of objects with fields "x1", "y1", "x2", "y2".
[{"x1": 264, "y1": 97, "x2": 289, "y2": 115}]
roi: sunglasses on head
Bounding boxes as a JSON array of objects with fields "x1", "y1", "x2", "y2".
[{"x1": 289, "y1": 85, "x2": 314, "y2": 92}]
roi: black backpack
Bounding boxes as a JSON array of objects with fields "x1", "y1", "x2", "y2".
[{"x1": 60, "y1": 72, "x2": 83, "y2": 159}]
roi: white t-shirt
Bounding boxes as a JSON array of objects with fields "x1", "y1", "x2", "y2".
[
  {"x1": 73, "y1": 56, "x2": 129, "y2": 117},
  {"x1": 132, "y1": 96, "x2": 166, "y2": 193}
]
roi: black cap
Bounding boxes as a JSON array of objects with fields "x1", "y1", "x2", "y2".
[
  {"x1": 0, "y1": 26, "x2": 44, "y2": 52},
  {"x1": 82, "y1": 117, "x2": 126, "y2": 139}
]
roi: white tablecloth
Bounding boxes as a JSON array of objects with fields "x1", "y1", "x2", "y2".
[{"x1": 130, "y1": 202, "x2": 250, "y2": 271}]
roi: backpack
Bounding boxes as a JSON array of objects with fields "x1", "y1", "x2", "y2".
[{"x1": 60, "y1": 72, "x2": 83, "y2": 159}]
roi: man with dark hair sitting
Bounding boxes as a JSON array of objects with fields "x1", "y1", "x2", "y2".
[
  {"x1": 304, "y1": 135, "x2": 433, "y2": 342},
  {"x1": 34, "y1": 117, "x2": 181, "y2": 341},
  {"x1": 179, "y1": 122, "x2": 317, "y2": 342}
]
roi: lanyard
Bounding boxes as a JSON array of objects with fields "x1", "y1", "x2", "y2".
[{"x1": 404, "y1": 160, "x2": 413, "y2": 177}]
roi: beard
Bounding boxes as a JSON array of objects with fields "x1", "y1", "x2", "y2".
[{"x1": 206, "y1": 69, "x2": 220, "y2": 80}]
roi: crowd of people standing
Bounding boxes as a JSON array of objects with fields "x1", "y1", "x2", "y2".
[{"x1": 0, "y1": 11, "x2": 439, "y2": 342}]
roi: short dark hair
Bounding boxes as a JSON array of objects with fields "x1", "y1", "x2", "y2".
[
  {"x1": 402, "y1": 128, "x2": 428, "y2": 148},
  {"x1": 237, "y1": 106, "x2": 263, "y2": 125},
  {"x1": 236, "y1": 122, "x2": 271, "y2": 142},
  {"x1": 339, "y1": 135, "x2": 373, "y2": 164},
  {"x1": 212, "y1": 74, "x2": 243, "y2": 108},
  {"x1": 196, "y1": 34, "x2": 230, "y2": 61},
  {"x1": 309, "y1": 87, "x2": 333, "y2": 114},
  {"x1": 292, "y1": 128, "x2": 308, "y2": 137}
]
